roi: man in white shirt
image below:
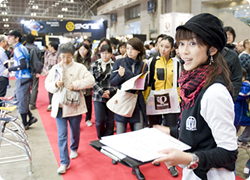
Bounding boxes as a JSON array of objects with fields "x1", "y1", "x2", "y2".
[
  {"x1": 0, "y1": 35, "x2": 9, "y2": 99},
  {"x1": 239, "y1": 39, "x2": 250, "y2": 58}
]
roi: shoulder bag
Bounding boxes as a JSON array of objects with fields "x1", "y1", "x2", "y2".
[
  {"x1": 146, "y1": 58, "x2": 180, "y2": 115},
  {"x1": 59, "y1": 65, "x2": 81, "y2": 107},
  {"x1": 107, "y1": 62, "x2": 146, "y2": 117}
]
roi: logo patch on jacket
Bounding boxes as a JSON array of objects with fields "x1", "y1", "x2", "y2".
[{"x1": 186, "y1": 116, "x2": 197, "y2": 131}]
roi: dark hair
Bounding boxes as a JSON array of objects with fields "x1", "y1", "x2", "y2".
[
  {"x1": 127, "y1": 37, "x2": 145, "y2": 61},
  {"x1": 149, "y1": 41, "x2": 155, "y2": 46},
  {"x1": 26, "y1": 34, "x2": 35, "y2": 43},
  {"x1": 84, "y1": 38, "x2": 92, "y2": 49},
  {"x1": 160, "y1": 35, "x2": 174, "y2": 48},
  {"x1": 75, "y1": 42, "x2": 91, "y2": 64},
  {"x1": 171, "y1": 42, "x2": 179, "y2": 58},
  {"x1": 175, "y1": 28, "x2": 233, "y2": 94},
  {"x1": 156, "y1": 34, "x2": 167, "y2": 44},
  {"x1": 59, "y1": 42, "x2": 75, "y2": 55},
  {"x1": 49, "y1": 41, "x2": 59, "y2": 51},
  {"x1": 100, "y1": 44, "x2": 112, "y2": 54},
  {"x1": 224, "y1": 26, "x2": 236, "y2": 42},
  {"x1": 117, "y1": 42, "x2": 126, "y2": 54},
  {"x1": 144, "y1": 44, "x2": 150, "y2": 50},
  {"x1": 242, "y1": 67, "x2": 247, "y2": 78},
  {"x1": 111, "y1": 43, "x2": 117, "y2": 49},
  {"x1": 243, "y1": 39, "x2": 249, "y2": 49},
  {"x1": 94, "y1": 37, "x2": 111, "y2": 56}
]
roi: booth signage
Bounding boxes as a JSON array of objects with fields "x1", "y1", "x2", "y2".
[{"x1": 23, "y1": 20, "x2": 107, "y2": 40}]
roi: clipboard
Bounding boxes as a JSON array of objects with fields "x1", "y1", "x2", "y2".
[{"x1": 89, "y1": 140, "x2": 151, "y2": 168}]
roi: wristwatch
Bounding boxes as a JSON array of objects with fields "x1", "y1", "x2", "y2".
[{"x1": 187, "y1": 153, "x2": 199, "y2": 170}]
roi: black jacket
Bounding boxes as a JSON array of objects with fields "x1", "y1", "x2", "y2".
[
  {"x1": 222, "y1": 47, "x2": 242, "y2": 101},
  {"x1": 110, "y1": 57, "x2": 148, "y2": 124}
]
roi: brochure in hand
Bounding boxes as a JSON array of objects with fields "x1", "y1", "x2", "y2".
[
  {"x1": 121, "y1": 71, "x2": 149, "y2": 91},
  {"x1": 54, "y1": 64, "x2": 62, "y2": 81}
]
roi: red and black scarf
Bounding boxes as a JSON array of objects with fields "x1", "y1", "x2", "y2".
[{"x1": 178, "y1": 65, "x2": 212, "y2": 109}]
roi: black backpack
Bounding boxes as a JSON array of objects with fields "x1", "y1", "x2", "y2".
[{"x1": 27, "y1": 47, "x2": 43, "y2": 74}]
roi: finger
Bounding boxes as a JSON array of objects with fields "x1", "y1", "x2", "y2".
[
  {"x1": 153, "y1": 125, "x2": 160, "y2": 129},
  {"x1": 158, "y1": 148, "x2": 174, "y2": 154},
  {"x1": 152, "y1": 156, "x2": 169, "y2": 164}
]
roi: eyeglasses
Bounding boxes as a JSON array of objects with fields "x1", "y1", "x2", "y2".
[
  {"x1": 100, "y1": 52, "x2": 111, "y2": 55},
  {"x1": 60, "y1": 55, "x2": 73, "y2": 60}
]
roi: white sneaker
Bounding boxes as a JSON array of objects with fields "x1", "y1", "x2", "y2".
[
  {"x1": 70, "y1": 150, "x2": 78, "y2": 159},
  {"x1": 244, "y1": 166, "x2": 249, "y2": 174},
  {"x1": 246, "y1": 176, "x2": 250, "y2": 180},
  {"x1": 46, "y1": 105, "x2": 52, "y2": 111},
  {"x1": 86, "y1": 120, "x2": 93, "y2": 127},
  {"x1": 57, "y1": 164, "x2": 70, "y2": 174}
]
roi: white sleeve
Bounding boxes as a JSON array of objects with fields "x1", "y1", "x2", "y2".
[{"x1": 200, "y1": 83, "x2": 237, "y2": 150}]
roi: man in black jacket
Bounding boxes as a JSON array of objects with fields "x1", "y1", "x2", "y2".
[
  {"x1": 25, "y1": 33, "x2": 42, "y2": 110},
  {"x1": 222, "y1": 47, "x2": 242, "y2": 102}
]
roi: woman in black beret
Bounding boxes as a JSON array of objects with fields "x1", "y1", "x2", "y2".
[{"x1": 153, "y1": 13, "x2": 238, "y2": 180}]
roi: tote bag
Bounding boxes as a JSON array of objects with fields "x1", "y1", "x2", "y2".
[
  {"x1": 107, "y1": 63, "x2": 146, "y2": 117},
  {"x1": 106, "y1": 89, "x2": 138, "y2": 117},
  {"x1": 146, "y1": 59, "x2": 180, "y2": 115}
]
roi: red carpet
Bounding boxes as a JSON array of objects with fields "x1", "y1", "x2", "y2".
[{"x1": 36, "y1": 76, "x2": 244, "y2": 180}]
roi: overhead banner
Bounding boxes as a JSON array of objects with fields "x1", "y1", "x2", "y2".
[{"x1": 23, "y1": 20, "x2": 107, "y2": 40}]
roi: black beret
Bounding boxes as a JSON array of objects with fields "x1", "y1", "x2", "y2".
[{"x1": 176, "y1": 13, "x2": 227, "y2": 52}]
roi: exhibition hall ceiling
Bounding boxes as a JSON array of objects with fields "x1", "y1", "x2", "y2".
[{"x1": 0, "y1": 0, "x2": 111, "y2": 33}]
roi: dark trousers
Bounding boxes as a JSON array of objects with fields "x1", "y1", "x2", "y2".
[
  {"x1": 148, "y1": 113, "x2": 179, "y2": 127},
  {"x1": 29, "y1": 74, "x2": 39, "y2": 106},
  {"x1": 0, "y1": 76, "x2": 8, "y2": 97},
  {"x1": 94, "y1": 101, "x2": 114, "y2": 139},
  {"x1": 49, "y1": 92, "x2": 53, "y2": 105},
  {"x1": 0, "y1": 76, "x2": 8, "y2": 107},
  {"x1": 84, "y1": 95, "x2": 92, "y2": 121}
]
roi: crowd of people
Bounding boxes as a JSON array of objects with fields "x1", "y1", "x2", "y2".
[{"x1": 1, "y1": 12, "x2": 250, "y2": 180}]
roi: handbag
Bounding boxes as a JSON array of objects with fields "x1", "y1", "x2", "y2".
[
  {"x1": 107, "y1": 63, "x2": 146, "y2": 117},
  {"x1": 106, "y1": 89, "x2": 138, "y2": 117},
  {"x1": 60, "y1": 87, "x2": 80, "y2": 107},
  {"x1": 59, "y1": 65, "x2": 80, "y2": 107},
  {"x1": 146, "y1": 58, "x2": 180, "y2": 115}
]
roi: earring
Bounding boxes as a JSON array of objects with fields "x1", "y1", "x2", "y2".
[{"x1": 209, "y1": 56, "x2": 214, "y2": 65}]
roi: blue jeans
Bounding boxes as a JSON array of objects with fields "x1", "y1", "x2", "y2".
[
  {"x1": 94, "y1": 101, "x2": 114, "y2": 139},
  {"x1": 116, "y1": 110, "x2": 143, "y2": 134},
  {"x1": 55, "y1": 108, "x2": 82, "y2": 165}
]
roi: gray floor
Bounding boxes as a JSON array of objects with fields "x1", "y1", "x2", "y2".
[
  {"x1": 0, "y1": 80, "x2": 249, "y2": 180},
  {"x1": 0, "y1": 80, "x2": 63, "y2": 180}
]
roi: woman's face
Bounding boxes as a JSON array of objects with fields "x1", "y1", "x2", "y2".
[
  {"x1": 60, "y1": 52, "x2": 73, "y2": 65},
  {"x1": 79, "y1": 46, "x2": 89, "y2": 58},
  {"x1": 98, "y1": 41, "x2": 108, "y2": 51},
  {"x1": 126, "y1": 44, "x2": 140, "y2": 60},
  {"x1": 226, "y1": 31, "x2": 234, "y2": 45},
  {"x1": 100, "y1": 50, "x2": 112, "y2": 63},
  {"x1": 119, "y1": 45, "x2": 126, "y2": 56},
  {"x1": 178, "y1": 38, "x2": 208, "y2": 71},
  {"x1": 159, "y1": 39, "x2": 172, "y2": 60}
]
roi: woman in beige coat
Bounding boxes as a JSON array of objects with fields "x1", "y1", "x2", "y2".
[{"x1": 45, "y1": 42, "x2": 95, "y2": 175}]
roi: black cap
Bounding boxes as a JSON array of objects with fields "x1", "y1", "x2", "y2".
[
  {"x1": 6, "y1": 30, "x2": 22, "y2": 39},
  {"x1": 176, "y1": 13, "x2": 227, "y2": 52}
]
